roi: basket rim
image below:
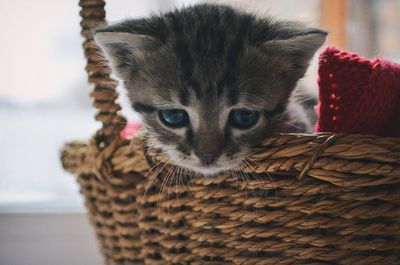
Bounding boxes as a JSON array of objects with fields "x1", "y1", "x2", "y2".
[{"x1": 61, "y1": 131, "x2": 400, "y2": 189}]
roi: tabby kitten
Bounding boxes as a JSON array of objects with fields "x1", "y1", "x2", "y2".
[{"x1": 95, "y1": 4, "x2": 326, "y2": 176}]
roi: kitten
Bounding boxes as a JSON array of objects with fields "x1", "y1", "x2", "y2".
[{"x1": 95, "y1": 4, "x2": 326, "y2": 176}]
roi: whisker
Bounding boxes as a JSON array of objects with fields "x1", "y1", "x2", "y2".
[
  {"x1": 266, "y1": 171, "x2": 279, "y2": 202},
  {"x1": 157, "y1": 167, "x2": 170, "y2": 216},
  {"x1": 233, "y1": 166, "x2": 249, "y2": 201},
  {"x1": 175, "y1": 165, "x2": 182, "y2": 211},
  {"x1": 245, "y1": 158, "x2": 278, "y2": 201},
  {"x1": 243, "y1": 159, "x2": 266, "y2": 198},
  {"x1": 167, "y1": 164, "x2": 178, "y2": 201},
  {"x1": 139, "y1": 158, "x2": 169, "y2": 212},
  {"x1": 158, "y1": 164, "x2": 175, "y2": 215},
  {"x1": 238, "y1": 162, "x2": 257, "y2": 200},
  {"x1": 230, "y1": 169, "x2": 241, "y2": 194},
  {"x1": 184, "y1": 168, "x2": 195, "y2": 194}
]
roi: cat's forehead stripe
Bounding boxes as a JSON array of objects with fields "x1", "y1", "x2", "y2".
[
  {"x1": 179, "y1": 86, "x2": 190, "y2": 106},
  {"x1": 167, "y1": 13, "x2": 202, "y2": 101},
  {"x1": 166, "y1": 8, "x2": 255, "y2": 104},
  {"x1": 225, "y1": 16, "x2": 253, "y2": 105}
]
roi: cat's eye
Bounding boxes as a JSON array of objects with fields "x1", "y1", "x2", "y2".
[
  {"x1": 229, "y1": 109, "x2": 260, "y2": 129},
  {"x1": 159, "y1": 109, "x2": 189, "y2": 128}
]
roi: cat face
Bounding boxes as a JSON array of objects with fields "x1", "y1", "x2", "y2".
[{"x1": 95, "y1": 4, "x2": 326, "y2": 176}]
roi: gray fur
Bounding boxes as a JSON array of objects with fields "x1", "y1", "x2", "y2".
[{"x1": 95, "y1": 3, "x2": 326, "y2": 176}]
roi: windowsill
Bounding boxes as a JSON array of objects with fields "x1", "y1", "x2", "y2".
[
  {"x1": 0, "y1": 199, "x2": 86, "y2": 214},
  {"x1": 0, "y1": 213, "x2": 102, "y2": 265}
]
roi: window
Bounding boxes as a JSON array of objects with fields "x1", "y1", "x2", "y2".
[
  {"x1": 1, "y1": 1, "x2": 398, "y2": 264},
  {"x1": 2, "y1": 0, "x2": 399, "y2": 214}
]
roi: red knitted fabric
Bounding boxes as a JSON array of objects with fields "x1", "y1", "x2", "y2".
[{"x1": 315, "y1": 47, "x2": 400, "y2": 137}]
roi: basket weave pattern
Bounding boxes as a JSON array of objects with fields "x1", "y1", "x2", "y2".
[{"x1": 61, "y1": 1, "x2": 400, "y2": 264}]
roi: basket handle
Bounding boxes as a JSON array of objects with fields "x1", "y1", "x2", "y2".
[{"x1": 79, "y1": 0, "x2": 126, "y2": 145}]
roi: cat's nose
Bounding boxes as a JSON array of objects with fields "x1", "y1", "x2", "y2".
[
  {"x1": 197, "y1": 153, "x2": 218, "y2": 166},
  {"x1": 194, "y1": 128, "x2": 222, "y2": 166}
]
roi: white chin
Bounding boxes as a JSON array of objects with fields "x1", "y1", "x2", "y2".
[
  {"x1": 173, "y1": 161, "x2": 236, "y2": 177},
  {"x1": 188, "y1": 166, "x2": 226, "y2": 176}
]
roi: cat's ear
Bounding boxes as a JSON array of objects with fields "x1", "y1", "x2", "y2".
[
  {"x1": 260, "y1": 27, "x2": 327, "y2": 71},
  {"x1": 94, "y1": 25, "x2": 162, "y2": 79}
]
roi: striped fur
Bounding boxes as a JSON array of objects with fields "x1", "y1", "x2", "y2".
[{"x1": 95, "y1": 3, "x2": 326, "y2": 176}]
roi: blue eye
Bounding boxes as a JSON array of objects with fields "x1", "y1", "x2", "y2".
[
  {"x1": 159, "y1": 109, "x2": 189, "y2": 128},
  {"x1": 229, "y1": 109, "x2": 260, "y2": 129}
]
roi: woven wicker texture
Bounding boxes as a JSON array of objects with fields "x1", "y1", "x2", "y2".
[
  {"x1": 61, "y1": 0, "x2": 400, "y2": 264},
  {"x1": 79, "y1": 0, "x2": 126, "y2": 145}
]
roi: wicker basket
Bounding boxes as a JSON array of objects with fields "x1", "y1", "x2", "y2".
[{"x1": 61, "y1": 1, "x2": 400, "y2": 264}]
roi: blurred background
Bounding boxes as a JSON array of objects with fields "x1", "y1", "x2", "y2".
[{"x1": 0, "y1": 0, "x2": 399, "y2": 264}]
